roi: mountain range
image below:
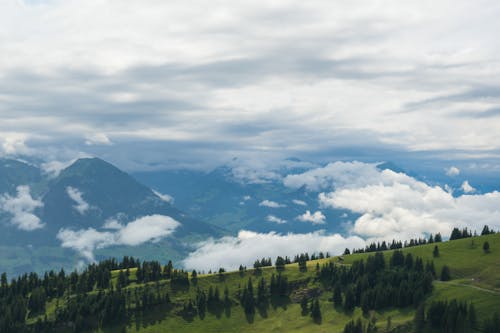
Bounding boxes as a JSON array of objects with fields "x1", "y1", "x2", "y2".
[{"x1": 0, "y1": 157, "x2": 218, "y2": 277}]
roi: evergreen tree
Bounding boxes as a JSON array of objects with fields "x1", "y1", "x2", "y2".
[
  {"x1": 481, "y1": 225, "x2": 491, "y2": 235},
  {"x1": 310, "y1": 298, "x2": 321, "y2": 323},
  {"x1": 344, "y1": 287, "x2": 356, "y2": 312},
  {"x1": 468, "y1": 303, "x2": 477, "y2": 330},
  {"x1": 450, "y1": 227, "x2": 462, "y2": 240},
  {"x1": 483, "y1": 241, "x2": 490, "y2": 253},
  {"x1": 414, "y1": 303, "x2": 425, "y2": 332},
  {"x1": 333, "y1": 283, "x2": 343, "y2": 307},
  {"x1": 433, "y1": 245, "x2": 439, "y2": 258},
  {"x1": 275, "y1": 256, "x2": 286, "y2": 272},
  {"x1": 483, "y1": 312, "x2": 500, "y2": 333},
  {"x1": 440, "y1": 265, "x2": 451, "y2": 281},
  {"x1": 300, "y1": 296, "x2": 309, "y2": 315},
  {"x1": 434, "y1": 233, "x2": 442, "y2": 242}
]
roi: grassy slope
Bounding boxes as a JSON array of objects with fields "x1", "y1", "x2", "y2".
[
  {"x1": 44, "y1": 233, "x2": 500, "y2": 333},
  {"x1": 341, "y1": 233, "x2": 500, "y2": 292}
]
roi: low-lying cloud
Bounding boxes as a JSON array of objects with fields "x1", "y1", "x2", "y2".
[
  {"x1": 296, "y1": 162, "x2": 500, "y2": 241},
  {"x1": 153, "y1": 190, "x2": 174, "y2": 204},
  {"x1": 57, "y1": 214, "x2": 180, "y2": 261},
  {"x1": 0, "y1": 185, "x2": 44, "y2": 231},
  {"x1": 183, "y1": 230, "x2": 365, "y2": 272},
  {"x1": 284, "y1": 161, "x2": 381, "y2": 192},
  {"x1": 66, "y1": 186, "x2": 90, "y2": 215}
]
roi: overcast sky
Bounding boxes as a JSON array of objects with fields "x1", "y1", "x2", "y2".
[{"x1": 1, "y1": 0, "x2": 500, "y2": 170}]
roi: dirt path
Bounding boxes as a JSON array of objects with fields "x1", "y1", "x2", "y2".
[{"x1": 435, "y1": 280, "x2": 500, "y2": 295}]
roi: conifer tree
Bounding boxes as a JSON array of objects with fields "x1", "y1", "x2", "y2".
[
  {"x1": 483, "y1": 241, "x2": 490, "y2": 253},
  {"x1": 440, "y1": 265, "x2": 451, "y2": 281},
  {"x1": 433, "y1": 245, "x2": 439, "y2": 258}
]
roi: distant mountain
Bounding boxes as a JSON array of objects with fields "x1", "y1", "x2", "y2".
[
  {"x1": 0, "y1": 157, "x2": 219, "y2": 277},
  {"x1": 133, "y1": 161, "x2": 356, "y2": 235},
  {"x1": 0, "y1": 158, "x2": 42, "y2": 194}
]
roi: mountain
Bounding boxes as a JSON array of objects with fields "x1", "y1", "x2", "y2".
[
  {"x1": 0, "y1": 158, "x2": 42, "y2": 194},
  {"x1": 0, "y1": 157, "x2": 219, "y2": 277},
  {"x1": 133, "y1": 161, "x2": 356, "y2": 235}
]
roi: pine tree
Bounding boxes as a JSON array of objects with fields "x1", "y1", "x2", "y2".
[
  {"x1": 481, "y1": 225, "x2": 491, "y2": 235},
  {"x1": 300, "y1": 296, "x2": 309, "y2": 315},
  {"x1": 344, "y1": 287, "x2": 356, "y2": 312},
  {"x1": 483, "y1": 241, "x2": 490, "y2": 253},
  {"x1": 450, "y1": 227, "x2": 462, "y2": 240},
  {"x1": 468, "y1": 303, "x2": 477, "y2": 330},
  {"x1": 440, "y1": 265, "x2": 451, "y2": 281},
  {"x1": 310, "y1": 298, "x2": 321, "y2": 323},
  {"x1": 414, "y1": 303, "x2": 425, "y2": 332},
  {"x1": 433, "y1": 245, "x2": 439, "y2": 258},
  {"x1": 333, "y1": 283, "x2": 343, "y2": 307}
]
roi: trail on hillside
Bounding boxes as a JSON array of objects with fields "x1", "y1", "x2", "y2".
[{"x1": 435, "y1": 280, "x2": 500, "y2": 295}]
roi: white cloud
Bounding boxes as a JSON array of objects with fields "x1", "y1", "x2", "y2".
[
  {"x1": 243, "y1": 195, "x2": 252, "y2": 201},
  {"x1": 117, "y1": 215, "x2": 179, "y2": 246},
  {"x1": 153, "y1": 190, "x2": 174, "y2": 204},
  {"x1": 1, "y1": 1, "x2": 500, "y2": 169},
  {"x1": 57, "y1": 214, "x2": 180, "y2": 261},
  {"x1": 266, "y1": 215, "x2": 286, "y2": 224},
  {"x1": 461, "y1": 180, "x2": 475, "y2": 193},
  {"x1": 445, "y1": 166, "x2": 460, "y2": 176},
  {"x1": 0, "y1": 185, "x2": 44, "y2": 231},
  {"x1": 84, "y1": 133, "x2": 112, "y2": 146},
  {"x1": 284, "y1": 161, "x2": 381, "y2": 192},
  {"x1": 312, "y1": 162, "x2": 500, "y2": 241},
  {"x1": 259, "y1": 200, "x2": 286, "y2": 208},
  {"x1": 183, "y1": 230, "x2": 365, "y2": 272},
  {"x1": 57, "y1": 228, "x2": 115, "y2": 262},
  {"x1": 1, "y1": 133, "x2": 32, "y2": 156},
  {"x1": 292, "y1": 199, "x2": 307, "y2": 206},
  {"x1": 66, "y1": 186, "x2": 90, "y2": 215},
  {"x1": 227, "y1": 159, "x2": 282, "y2": 184},
  {"x1": 41, "y1": 159, "x2": 75, "y2": 178},
  {"x1": 297, "y1": 210, "x2": 326, "y2": 225},
  {"x1": 102, "y1": 218, "x2": 123, "y2": 230}
]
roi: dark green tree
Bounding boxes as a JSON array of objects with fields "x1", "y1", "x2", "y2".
[
  {"x1": 440, "y1": 265, "x2": 451, "y2": 281},
  {"x1": 483, "y1": 241, "x2": 490, "y2": 253},
  {"x1": 414, "y1": 303, "x2": 425, "y2": 332},
  {"x1": 310, "y1": 298, "x2": 321, "y2": 323},
  {"x1": 433, "y1": 245, "x2": 439, "y2": 258},
  {"x1": 333, "y1": 283, "x2": 343, "y2": 307}
]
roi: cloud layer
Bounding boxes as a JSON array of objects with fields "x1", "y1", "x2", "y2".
[
  {"x1": 283, "y1": 162, "x2": 500, "y2": 241},
  {"x1": 57, "y1": 214, "x2": 180, "y2": 261},
  {"x1": 1, "y1": 1, "x2": 500, "y2": 170},
  {"x1": 183, "y1": 230, "x2": 365, "y2": 271},
  {"x1": 0, "y1": 185, "x2": 44, "y2": 231}
]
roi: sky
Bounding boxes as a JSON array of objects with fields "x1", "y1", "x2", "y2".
[
  {"x1": 2, "y1": 1, "x2": 500, "y2": 271},
  {"x1": 1, "y1": 0, "x2": 500, "y2": 172}
]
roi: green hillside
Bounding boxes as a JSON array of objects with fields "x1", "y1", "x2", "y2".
[{"x1": 3, "y1": 233, "x2": 499, "y2": 333}]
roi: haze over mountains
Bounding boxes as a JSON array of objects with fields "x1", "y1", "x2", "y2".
[
  {"x1": 0, "y1": 157, "x2": 218, "y2": 277},
  {"x1": 2, "y1": 155, "x2": 500, "y2": 277}
]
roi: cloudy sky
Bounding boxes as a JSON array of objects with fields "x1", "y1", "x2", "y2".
[{"x1": 1, "y1": 0, "x2": 500, "y2": 171}]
